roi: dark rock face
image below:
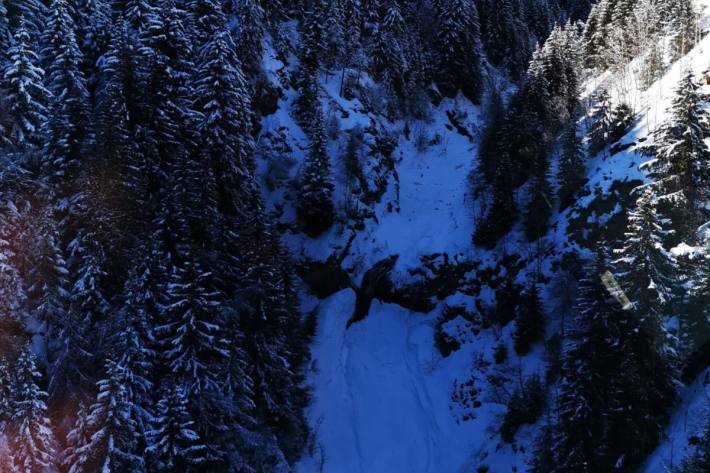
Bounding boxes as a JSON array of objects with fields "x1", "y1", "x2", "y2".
[
  {"x1": 349, "y1": 255, "x2": 400, "y2": 328},
  {"x1": 682, "y1": 343, "x2": 710, "y2": 384},
  {"x1": 347, "y1": 253, "x2": 477, "y2": 328},
  {"x1": 297, "y1": 259, "x2": 353, "y2": 299},
  {"x1": 253, "y1": 81, "x2": 283, "y2": 117}
]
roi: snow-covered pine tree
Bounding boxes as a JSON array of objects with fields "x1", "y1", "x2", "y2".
[
  {"x1": 194, "y1": 23, "x2": 258, "y2": 220},
  {"x1": 2, "y1": 19, "x2": 49, "y2": 151},
  {"x1": 0, "y1": 0, "x2": 9, "y2": 58},
  {"x1": 371, "y1": 0, "x2": 407, "y2": 96},
  {"x1": 156, "y1": 258, "x2": 228, "y2": 396},
  {"x1": 28, "y1": 214, "x2": 69, "y2": 349},
  {"x1": 588, "y1": 89, "x2": 612, "y2": 155},
  {"x1": 9, "y1": 347, "x2": 57, "y2": 473},
  {"x1": 61, "y1": 402, "x2": 89, "y2": 471},
  {"x1": 138, "y1": 0, "x2": 200, "y2": 179},
  {"x1": 146, "y1": 386, "x2": 207, "y2": 473},
  {"x1": 550, "y1": 250, "x2": 675, "y2": 472},
  {"x1": 643, "y1": 69, "x2": 710, "y2": 236},
  {"x1": 42, "y1": 0, "x2": 90, "y2": 184},
  {"x1": 473, "y1": 152, "x2": 516, "y2": 249},
  {"x1": 609, "y1": 102, "x2": 634, "y2": 142},
  {"x1": 5, "y1": 0, "x2": 45, "y2": 41},
  {"x1": 235, "y1": 231, "x2": 310, "y2": 463},
  {"x1": 0, "y1": 357, "x2": 14, "y2": 424},
  {"x1": 94, "y1": 16, "x2": 143, "y2": 210},
  {"x1": 124, "y1": 0, "x2": 156, "y2": 33},
  {"x1": 514, "y1": 284, "x2": 545, "y2": 355},
  {"x1": 613, "y1": 189, "x2": 678, "y2": 321},
  {"x1": 78, "y1": 0, "x2": 113, "y2": 82},
  {"x1": 116, "y1": 275, "x2": 156, "y2": 437},
  {"x1": 557, "y1": 121, "x2": 586, "y2": 209},
  {"x1": 613, "y1": 189, "x2": 679, "y2": 348},
  {"x1": 298, "y1": 0, "x2": 327, "y2": 72},
  {"x1": 50, "y1": 230, "x2": 111, "y2": 395},
  {"x1": 232, "y1": 0, "x2": 266, "y2": 74},
  {"x1": 66, "y1": 360, "x2": 144, "y2": 473},
  {"x1": 435, "y1": 0, "x2": 483, "y2": 103},
  {"x1": 340, "y1": 0, "x2": 363, "y2": 72},
  {"x1": 296, "y1": 108, "x2": 335, "y2": 237},
  {"x1": 0, "y1": 202, "x2": 27, "y2": 326}
]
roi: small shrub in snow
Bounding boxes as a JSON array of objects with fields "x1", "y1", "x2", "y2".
[
  {"x1": 500, "y1": 374, "x2": 545, "y2": 443},
  {"x1": 493, "y1": 343, "x2": 507, "y2": 364}
]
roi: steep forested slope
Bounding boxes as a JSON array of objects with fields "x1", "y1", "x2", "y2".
[{"x1": 0, "y1": 0, "x2": 708, "y2": 472}]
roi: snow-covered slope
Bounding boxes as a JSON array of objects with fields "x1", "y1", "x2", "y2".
[{"x1": 257, "y1": 3, "x2": 710, "y2": 471}]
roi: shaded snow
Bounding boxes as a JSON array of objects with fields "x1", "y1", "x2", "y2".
[{"x1": 296, "y1": 290, "x2": 540, "y2": 473}]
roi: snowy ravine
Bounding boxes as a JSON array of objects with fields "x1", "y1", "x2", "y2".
[{"x1": 254, "y1": 2, "x2": 710, "y2": 471}]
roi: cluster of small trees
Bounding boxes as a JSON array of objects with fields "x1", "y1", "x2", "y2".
[
  {"x1": 530, "y1": 68, "x2": 710, "y2": 473},
  {"x1": 0, "y1": 0, "x2": 310, "y2": 471},
  {"x1": 475, "y1": 22, "x2": 584, "y2": 247}
]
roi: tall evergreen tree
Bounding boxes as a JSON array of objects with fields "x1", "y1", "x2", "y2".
[
  {"x1": 435, "y1": 0, "x2": 483, "y2": 102},
  {"x1": 42, "y1": 0, "x2": 90, "y2": 183},
  {"x1": 194, "y1": 25, "x2": 258, "y2": 220},
  {"x1": 514, "y1": 284, "x2": 545, "y2": 355},
  {"x1": 613, "y1": 190, "x2": 679, "y2": 347},
  {"x1": 549, "y1": 251, "x2": 676, "y2": 472},
  {"x1": 9, "y1": 347, "x2": 57, "y2": 473},
  {"x1": 557, "y1": 121, "x2": 586, "y2": 208},
  {"x1": 588, "y1": 89, "x2": 612, "y2": 155},
  {"x1": 2, "y1": 19, "x2": 49, "y2": 150},
  {"x1": 65, "y1": 360, "x2": 144, "y2": 473},
  {"x1": 296, "y1": 109, "x2": 335, "y2": 237},
  {"x1": 146, "y1": 385, "x2": 207, "y2": 473},
  {"x1": 232, "y1": 0, "x2": 266, "y2": 74},
  {"x1": 643, "y1": 69, "x2": 710, "y2": 234}
]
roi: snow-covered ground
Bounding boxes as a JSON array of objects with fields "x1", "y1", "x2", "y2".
[{"x1": 296, "y1": 289, "x2": 544, "y2": 473}]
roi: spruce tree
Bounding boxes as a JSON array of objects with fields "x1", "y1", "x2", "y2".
[
  {"x1": 557, "y1": 122, "x2": 586, "y2": 209},
  {"x1": 194, "y1": 26, "x2": 258, "y2": 219},
  {"x1": 296, "y1": 109, "x2": 335, "y2": 237},
  {"x1": 0, "y1": 0, "x2": 9, "y2": 58},
  {"x1": 643, "y1": 69, "x2": 710, "y2": 232},
  {"x1": 2, "y1": 19, "x2": 49, "y2": 150},
  {"x1": 550, "y1": 251, "x2": 675, "y2": 472},
  {"x1": 62, "y1": 403, "x2": 90, "y2": 472},
  {"x1": 613, "y1": 189, "x2": 679, "y2": 346},
  {"x1": 371, "y1": 1, "x2": 407, "y2": 95},
  {"x1": 42, "y1": 0, "x2": 90, "y2": 183},
  {"x1": 232, "y1": 0, "x2": 266, "y2": 74},
  {"x1": 0, "y1": 357, "x2": 14, "y2": 424},
  {"x1": 435, "y1": 0, "x2": 483, "y2": 102},
  {"x1": 588, "y1": 89, "x2": 612, "y2": 155},
  {"x1": 156, "y1": 259, "x2": 228, "y2": 396},
  {"x1": 9, "y1": 347, "x2": 57, "y2": 473},
  {"x1": 66, "y1": 360, "x2": 144, "y2": 473},
  {"x1": 514, "y1": 284, "x2": 545, "y2": 355},
  {"x1": 146, "y1": 386, "x2": 207, "y2": 473}
]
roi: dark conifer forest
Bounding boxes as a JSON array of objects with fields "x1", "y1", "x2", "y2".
[{"x1": 0, "y1": 0, "x2": 708, "y2": 472}]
